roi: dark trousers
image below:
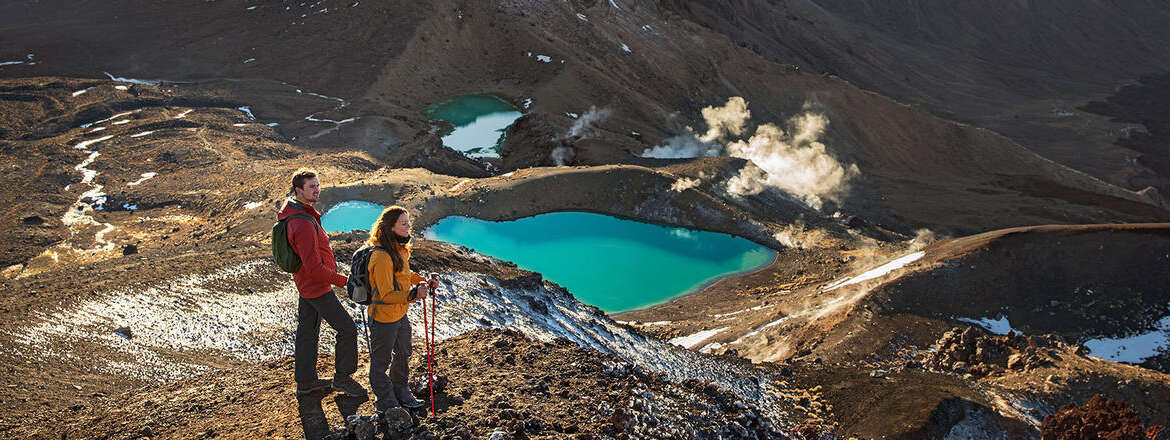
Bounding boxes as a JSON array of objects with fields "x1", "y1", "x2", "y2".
[
  {"x1": 369, "y1": 316, "x2": 412, "y2": 411},
  {"x1": 295, "y1": 293, "x2": 358, "y2": 383}
]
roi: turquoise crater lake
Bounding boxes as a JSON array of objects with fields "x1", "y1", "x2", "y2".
[
  {"x1": 321, "y1": 203, "x2": 775, "y2": 313},
  {"x1": 425, "y1": 94, "x2": 523, "y2": 158}
]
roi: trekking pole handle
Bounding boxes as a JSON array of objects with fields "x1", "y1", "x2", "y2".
[{"x1": 423, "y1": 272, "x2": 440, "y2": 296}]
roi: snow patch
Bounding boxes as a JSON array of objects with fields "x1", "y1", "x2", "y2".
[
  {"x1": 711, "y1": 304, "x2": 774, "y2": 318},
  {"x1": 957, "y1": 316, "x2": 1016, "y2": 335},
  {"x1": 1084, "y1": 315, "x2": 1170, "y2": 363},
  {"x1": 89, "y1": 109, "x2": 142, "y2": 127},
  {"x1": 243, "y1": 201, "x2": 265, "y2": 210},
  {"x1": 129, "y1": 131, "x2": 154, "y2": 138},
  {"x1": 821, "y1": 251, "x2": 925, "y2": 292},
  {"x1": 669, "y1": 328, "x2": 729, "y2": 349},
  {"x1": 72, "y1": 87, "x2": 94, "y2": 97},
  {"x1": 127, "y1": 172, "x2": 157, "y2": 186},
  {"x1": 103, "y1": 72, "x2": 161, "y2": 86},
  {"x1": 75, "y1": 135, "x2": 115, "y2": 150},
  {"x1": 735, "y1": 316, "x2": 789, "y2": 342},
  {"x1": 237, "y1": 106, "x2": 256, "y2": 120}
]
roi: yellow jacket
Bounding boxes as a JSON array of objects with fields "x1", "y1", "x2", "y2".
[{"x1": 367, "y1": 245, "x2": 425, "y2": 323}]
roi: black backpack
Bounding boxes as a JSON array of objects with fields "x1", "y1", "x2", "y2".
[{"x1": 346, "y1": 245, "x2": 401, "y2": 305}]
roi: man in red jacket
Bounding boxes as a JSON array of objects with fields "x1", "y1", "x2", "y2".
[{"x1": 279, "y1": 169, "x2": 365, "y2": 397}]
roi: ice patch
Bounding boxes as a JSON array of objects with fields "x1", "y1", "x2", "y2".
[
  {"x1": 114, "y1": 85, "x2": 128, "y2": 91},
  {"x1": 247, "y1": 5, "x2": 257, "y2": 10},
  {"x1": 821, "y1": 251, "x2": 925, "y2": 292},
  {"x1": 127, "y1": 172, "x2": 157, "y2": 186},
  {"x1": 957, "y1": 316, "x2": 1016, "y2": 335},
  {"x1": 122, "y1": 204, "x2": 138, "y2": 211},
  {"x1": 243, "y1": 58, "x2": 256, "y2": 64},
  {"x1": 1084, "y1": 315, "x2": 1170, "y2": 363},
  {"x1": 566, "y1": 112, "x2": 579, "y2": 119},
  {"x1": 669, "y1": 327, "x2": 728, "y2": 349},
  {"x1": 620, "y1": 43, "x2": 631, "y2": 53},
  {"x1": 576, "y1": 13, "x2": 588, "y2": 21}
]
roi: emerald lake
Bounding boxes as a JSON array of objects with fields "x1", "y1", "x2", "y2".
[
  {"x1": 424, "y1": 94, "x2": 523, "y2": 158},
  {"x1": 322, "y1": 203, "x2": 775, "y2": 313}
]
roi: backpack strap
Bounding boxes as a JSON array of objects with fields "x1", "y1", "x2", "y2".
[{"x1": 287, "y1": 213, "x2": 321, "y2": 234}]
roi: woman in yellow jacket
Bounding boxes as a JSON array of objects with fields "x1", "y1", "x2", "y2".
[{"x1": 365, "y1": 205, "x2": 437, "y2": 411}]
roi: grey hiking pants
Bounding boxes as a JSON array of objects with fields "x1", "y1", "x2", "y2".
[
  {"x1": 295, "y1": 293, "x2": 358, "y2": 383},
  {"x1": 369, "y1": 316, "x2": 412, "y2": 411}
]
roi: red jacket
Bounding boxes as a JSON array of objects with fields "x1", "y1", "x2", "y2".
[{"x1": 278, "y1": 198, "x2": 347, "y2": 298}]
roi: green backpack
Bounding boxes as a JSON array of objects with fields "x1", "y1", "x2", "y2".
[{"x1": 271, "y1": 213, "x2": 321, "y2": 273}]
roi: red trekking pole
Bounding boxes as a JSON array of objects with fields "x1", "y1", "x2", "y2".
[{"x1": 420, "y1": 274, "x2": 438, "y2": 417}]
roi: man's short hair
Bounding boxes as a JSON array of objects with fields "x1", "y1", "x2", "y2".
[{"x1": 290, "y1": 168, "x2": 318, "y2": 194}]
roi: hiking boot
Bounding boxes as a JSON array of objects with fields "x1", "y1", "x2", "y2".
[
  {"x1": 295, "y1": 378, "x2": 331, "y2": 396},
  {"x1": 380, "y1": 407, "x2": 412, "y2": 432},
  {"x1": 331, "y1": 375, "x2": 367, "y2": 397},
  {"x1": 394, "y1": 385, "x2": 424, "y2": 409}
]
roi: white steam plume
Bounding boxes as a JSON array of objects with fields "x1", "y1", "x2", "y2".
[
  {"x1": 671, "y1": 177, "x2": 700, "y2": 192},
  {"x1": 906, "y1": 228, "x2": 940, "y2": 252},
  {"x1": 641, "y1": 97, "x2": 859, "y2": 211},
  {"x1": 773, "y1": 221, "x2": 829, "y2": 250},
  {"x1": 553, "y1": 106, "x2": 612, "y2": 166}
]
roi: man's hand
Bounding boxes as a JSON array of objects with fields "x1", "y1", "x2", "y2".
[{"x1": 428, "y1": 274, "x2": 440, "y2": 293}]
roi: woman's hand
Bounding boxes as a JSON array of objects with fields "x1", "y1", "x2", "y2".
[{"x1": 416, "y1": 282, "x2": 429, "y2": 298}]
